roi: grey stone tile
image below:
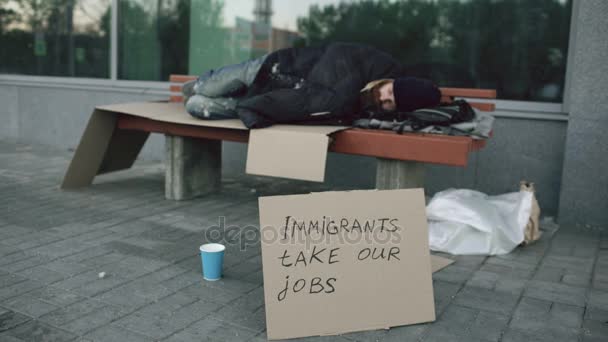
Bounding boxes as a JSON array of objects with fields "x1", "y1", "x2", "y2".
[
  {"x1": 94, "y1": 286, "x2": 157, "y2": 310},
  {"x1": 433, "y1": 280, "x2": 461, "y2": 314},
  {"x1": 218, "y1": 306, "x2": 266, "y2": 332},
  {"x1": 223, "y1": 259, "x2": 263, "y2": 279},
  {"x1": 0, "y1": 279, "x2": 45, "y2": 301},
  {"x1": 56, "y1": 246, "x2": 112, "y2": 264},
  {"x1": 0, "y1": 255, "x2": 52, "y2": 273},
  {"x1": 15, "y1": 266, "x2": 68, "y2": 284},
  {"x1": 509, "y1": 297, "x2": 583, "y2": 341},
  {"x1": 466, "y1": 270, "x2": 498, "y2": 290},
  {"x1": 215, "y1": 287, "x2": 265, "y2": 322},
  {"x1": 35, "y1": 239, "x2": 97, "y2": 259},
  {"x1": 0, "y1": 225, "x2": 35, "y2": 241},
  {"x1": 533, "y1": 266, "x2": 565, "y2": 283},
  {"x1": 494, "y1": 278, "x2": 528, "y2": 295},
  {"x1": 79, "y1": 253, "x2": 126, "y2": 268},
  {"x1": 115, "y1": 255, "x2": 171, "y2": 273},
  {"x1": 0, "y1": 334, "x2": 24, "y2": 342},
  {"x1": 432, "y1": 265, "x2": 474, "y2": 284},
  {"x1": 180, "y1": 282, "x2": 244, "y2": 304},
  {"x1": 341, "y1": 323, "x2": 429, "y2": 342},
  {"x1": 0, "y1": 320, "x2": 78, "y2": 342},
  {"x1": 84, "y1": 323, "x2": 150, "y2": 342},
  {"x1": 164, "y1": 317, "x2": 260, "y2": 342},
  {"x1": 95, "y1": 275, "x2": 182, "y2": 309},
  {"x1": 453, "y1": 286, "x2": 519, "y2": 316},
  {"x1": 450, "y1": 254, "x2": 487, "y2": 269},
  {"x1": 582, "y1": 319, "x2": 608, "y2": 342},
  {"x1": 0, "y1": 251, "x2": 38, "y2": 268},
  {"x1": 589, "y1": 289, "x2": 608, "y2": 311},
  {"x1": 118, "y1": 299, "x2": 221, "y2": 339},
  {"x1": 593, "y1": 272, "x2": 608, "y2": 291},
  {"x1": 1, "y1": 294, "x2": 61, "y2": 318},
  {"x1": 502, "y1": 326, "x2": 579, "y2": 342},
  {"x1": 542, "y1": 254, "x2": 595, "y2": 274},
  {"x1": 257, "y1": 334, "x2": 353, "y2": 342},
  {"x1": 422, "y1": 305, "x2": 478, "y2": 341},
  {"x1": 42, "y1": 260, "x2": 91, "y2": 277},
  {"x1": 0, "y1": 311, "x2": 31, "y2": 333},
  {"x1": 0, "y1": 274, "x2": 28, "y2": 288},
  {"x1": 481, "y1": 259, "x2": 535, "y2": 279},
  {"x1": 524, "y1": 280, "x2": 588, "y2": 307},
  {"x1": 562, "y1": 272, "x2": 592, "y2": 287},
  {"x1": 200, "y1": 275, "x2": 260, "y2": 294},
  {"x1": 38, "y1": 299, "x2": 109, "y2": 327},
  {"x1": 585, "y1": 307, "x2": 608, "y2": 322},
  {"x1": 467, "y1": 310, "x2": 510, "y2": 342},
  {"x1": 61, "y1": 305, "x2": 128, "y2": 336},
  {"x1": 69, "y1": 273, "x2": 130, "y2": 298},
  {"x1": 4, "y1": 233, "x2": 62, "y2": 251},
  {"x1": 0, "y1": 245, "x2": 22, "y2": 258},
  {"x1": 27, "y1": 287, "x2": 85, "y2": 308},
  {"x1": 119, "y1": 292, "x2": 197, "y2": 323},
  {"x1": 243, "y1": 270, "x2": 264, "y2": 286},
  {"x1": 51, "y1": 272, "x2": 106, "y2": 291}
]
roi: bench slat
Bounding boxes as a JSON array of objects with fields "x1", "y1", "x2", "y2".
[
  {"x1": 170, "y1": 95, "x2": 183, "y2": 103},
  {"x1": 468, "y1": 103, "x2": 495, "y2": 111},
  {"x1": 330, "y1": 129, "x2": 475, "y2": 166},
  {"x1": 169, "y1": 75, "x2": 196, "y2": 83},
  {"x1": 439, "y1": 88, "x2": 496, "y2": 99},
  {"x1": 117, "y1": 114, "x2": 482, "y2": 167}
]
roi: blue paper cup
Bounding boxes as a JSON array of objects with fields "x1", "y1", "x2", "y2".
[{"x1": 199, "y1": 243, "x2": 225, "y2": 281}]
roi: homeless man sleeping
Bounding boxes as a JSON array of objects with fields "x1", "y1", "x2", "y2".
[{"x1": 183, "y1": 42, "x2": 441, "y2": 129}]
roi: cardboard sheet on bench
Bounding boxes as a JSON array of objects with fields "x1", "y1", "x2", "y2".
[{"x1": 96, "y1": 102, "x2": 348, "y2": 182}]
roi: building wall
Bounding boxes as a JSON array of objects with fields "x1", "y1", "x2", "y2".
[
  {"x1": 558, "y1": 0, "x2": 608, "y2": 228},
  {"x1": 0, "y1": 83, "x2": 567, "y2": 216}
]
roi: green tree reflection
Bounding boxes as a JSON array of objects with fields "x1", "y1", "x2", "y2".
[
  {"x1": 0, "y1": 0, "x2": 110, "y2": 77},
  {"x1": 297, "y1": 0, "x2": 571, "y2": 102}
]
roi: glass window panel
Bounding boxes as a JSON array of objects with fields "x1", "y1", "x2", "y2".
[
  {"x1": 108, "y1": 0, "x2": 570, "y2": 102},
  {"x1": 0, "y1": 0, "x2": 111, "y2": 78},
  {"x1": 289, "y1": 0, "x2": 573, "y2": 102},
  {"x1": 117, "y1": 0, "x2": 191, "y2": 81},
  {"x1": 0, "y1": 0, "x2": 573, "y2": 102}
]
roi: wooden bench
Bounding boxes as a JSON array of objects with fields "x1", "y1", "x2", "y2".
[{"x1": 62, "y1": 74, "x2": 495, "y2": 200}]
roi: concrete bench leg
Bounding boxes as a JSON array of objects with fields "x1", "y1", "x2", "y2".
[
  {"x1": 375, "y1": 158, "x2": 425, "y2": 189},
  {"x1": 165, "y1": 135, "x2": 221, "y2": 200}
]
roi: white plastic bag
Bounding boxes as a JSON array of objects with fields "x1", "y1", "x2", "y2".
[{"x1": 427, "y1": 189, "x2": 533, "y2": 255}]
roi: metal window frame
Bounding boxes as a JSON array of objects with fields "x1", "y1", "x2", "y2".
[
  {"x1": 0, "y1": 0, "x2": 574, "y2": 121},
  {"x1": 111, "y1": 0, "x2": 118, "y2": 81}
]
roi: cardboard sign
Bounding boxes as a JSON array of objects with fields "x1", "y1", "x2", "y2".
[{"x1": 258, "y1": 189, "x2": 435, "y2": 340}]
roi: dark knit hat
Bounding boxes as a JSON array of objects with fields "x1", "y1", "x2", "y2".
[{"x1": 393, "y1": 77, "x2": 441, "y2": 112}]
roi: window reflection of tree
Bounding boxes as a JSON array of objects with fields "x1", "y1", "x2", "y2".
[
  {"x1": 295, "y1": 0, "x2": 572, "y2": 102},
  {"x1": 0, "y1": 0, "x2": 111, "y2": 77}
]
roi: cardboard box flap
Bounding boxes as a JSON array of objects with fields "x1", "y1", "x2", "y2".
[
  {"x1": 246, "y1": 124, "x2": 348, "y2": 182},
  {"x1": 97, "y1": 101, "x2": 350, "y2": 182},
  {"x1": 97, "y1": 102, "x2": 247, "y2": 130}
]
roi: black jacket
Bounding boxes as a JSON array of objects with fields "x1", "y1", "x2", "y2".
[{"x1": 189, "y1": 43, "x2": 420, "y2": 128}]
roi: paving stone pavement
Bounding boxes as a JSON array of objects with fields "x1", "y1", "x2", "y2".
[{"x1": 1, "y1": 139, "x2": 607, "y2": 342}]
